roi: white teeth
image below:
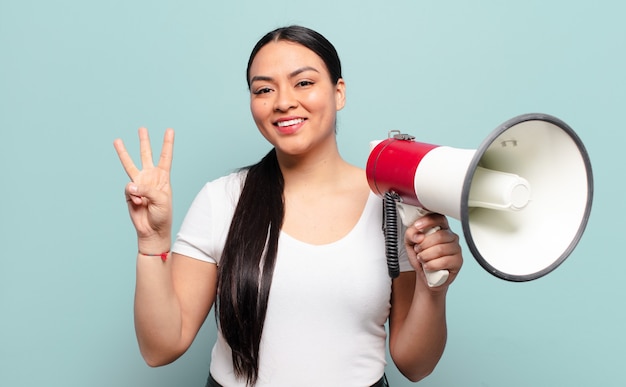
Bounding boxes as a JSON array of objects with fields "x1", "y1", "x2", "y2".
[{"x1": 276, "y1": 118, "x2": 304, "y2": 127}]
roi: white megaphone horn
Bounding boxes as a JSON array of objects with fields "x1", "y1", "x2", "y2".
[{"x1": 366, "y1": 113, "x2": 594, "y2": 287}]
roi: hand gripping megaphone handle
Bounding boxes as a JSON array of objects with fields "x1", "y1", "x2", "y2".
[
  {"x1": 422, "y1": 226, "x2": 450, "y2": 287},
  {"x1": 395, "y1": 202, "x2": 450, "y2": 287}
]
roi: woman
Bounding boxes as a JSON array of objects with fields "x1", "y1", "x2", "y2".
[{"x1": 114, "y1": 25, "x2": 463, "y2": 387}]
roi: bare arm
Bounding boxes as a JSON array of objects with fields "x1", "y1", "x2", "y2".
[
  {"x1": 388, "y1": 214, "x2": 463, "y2": 382},
  {"x1": 134, "y1": 252, "x2": 216, "y2": 366},
  {"x1": 114, "y1": 128, "x2": 217, "y2": 366}
]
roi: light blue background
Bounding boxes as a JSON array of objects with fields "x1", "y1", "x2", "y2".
[{"x1": 1, "y1": 0, "x2": 624, "y2": 386}]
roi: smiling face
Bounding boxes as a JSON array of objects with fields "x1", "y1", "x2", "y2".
[{"x1": 248, "y1": 40, "x2": 346, "y2": 158}]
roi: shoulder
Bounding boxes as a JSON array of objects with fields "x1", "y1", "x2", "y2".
[
  {"x1": 183, "y1": 170, "x2": 248, "y2": 231},
  {"x1": 206, "y1": 170, "x2": 247, "y2": 191},
  {"x1": 173, "y1": 171, "x2": 248, "y2": 264},
  {"x1": 196, "y1": 170, "x2": 248, "y2": 203},
  {"x1": 337, "y1": 163, "x2": 368, "y2": 194}
]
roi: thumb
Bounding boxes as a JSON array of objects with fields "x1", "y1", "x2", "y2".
[
  {"x1": 125, "y1": 182, "x2": 150, "y2": 206},
  {"x1": 126, "y1": 182, "x2": 170, "y2": 207}
]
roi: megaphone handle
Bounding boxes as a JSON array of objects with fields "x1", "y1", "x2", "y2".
[
  {"x1": 396, "y1": 203, "x2": 450, "y2": 287},
  {"x1": 422, "y1": 226, "x2": 450, "y2": 287}
]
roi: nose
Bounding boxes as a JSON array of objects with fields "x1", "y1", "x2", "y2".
[{"x1": 273, "y1": 87, "x2": 298, "y2": 112}]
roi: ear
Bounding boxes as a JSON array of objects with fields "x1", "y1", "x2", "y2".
[{"x1": 335, "y1": 78, "x2": 346, "y2": 111}]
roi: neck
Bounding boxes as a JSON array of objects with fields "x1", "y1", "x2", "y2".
[{"x1": 276, "y1": 143, "x2": 347, "y2": 188}]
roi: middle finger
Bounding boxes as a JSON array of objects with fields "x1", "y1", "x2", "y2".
[{"x1": 138, "y1": 127, "x2": 155, "y2": 169}]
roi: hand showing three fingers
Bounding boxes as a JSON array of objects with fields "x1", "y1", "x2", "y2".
[{"x1": 113, "y1": 128, "x2": 174, "y2": 249}]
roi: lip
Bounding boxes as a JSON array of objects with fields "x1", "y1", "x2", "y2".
[{"x1": 273, "y1": 116, "x2": 307, "y2": 135}]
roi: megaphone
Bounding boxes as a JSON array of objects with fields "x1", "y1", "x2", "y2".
[{"x1": 366, "y1": 113, "x2": 593, "y2": 286}]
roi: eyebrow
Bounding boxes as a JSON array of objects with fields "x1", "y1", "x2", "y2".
[{"x1": 249, "y1": 66, "x2": 320, "y2": 84}]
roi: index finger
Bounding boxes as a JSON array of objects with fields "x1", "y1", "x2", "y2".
[
  {"x1": 113, "y1": 138, "x2": 140, "y2": 180},
  {"x1": 413, "y1": 213, "x2": 449, "y2": 232},
  {"x1": 157, "y1": 128, "x2": 175, "y2": 172}
]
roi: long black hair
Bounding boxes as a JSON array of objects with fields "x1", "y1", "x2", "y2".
[{"x1": 217, "y1": 25, "x2": 343, "y2": 386}]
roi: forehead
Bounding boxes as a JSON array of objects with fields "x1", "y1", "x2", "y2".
[{"x1": 249, "y1": 40, "x2": 328, "y2": 78}]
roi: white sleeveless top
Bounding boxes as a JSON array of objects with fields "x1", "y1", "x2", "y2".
[{"x1": 173, "y1": 172, "x2": 412, "y2": 386}]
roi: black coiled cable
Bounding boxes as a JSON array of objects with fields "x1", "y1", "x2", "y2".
[{"x1": 383, "y1": 192, "x2": 400, "y2": 278}]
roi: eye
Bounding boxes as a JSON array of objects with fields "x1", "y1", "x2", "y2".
[
  {"x1": 296, "y1": 80, "x2": 314, "y2": 88},
  {"x1": 252, "y1": 87, "x2": 273, "y2": 95}
]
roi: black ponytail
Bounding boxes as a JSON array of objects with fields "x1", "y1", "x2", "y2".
[{"x1": 217, "y1": 149, "x2": 284, "y2": 386}]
